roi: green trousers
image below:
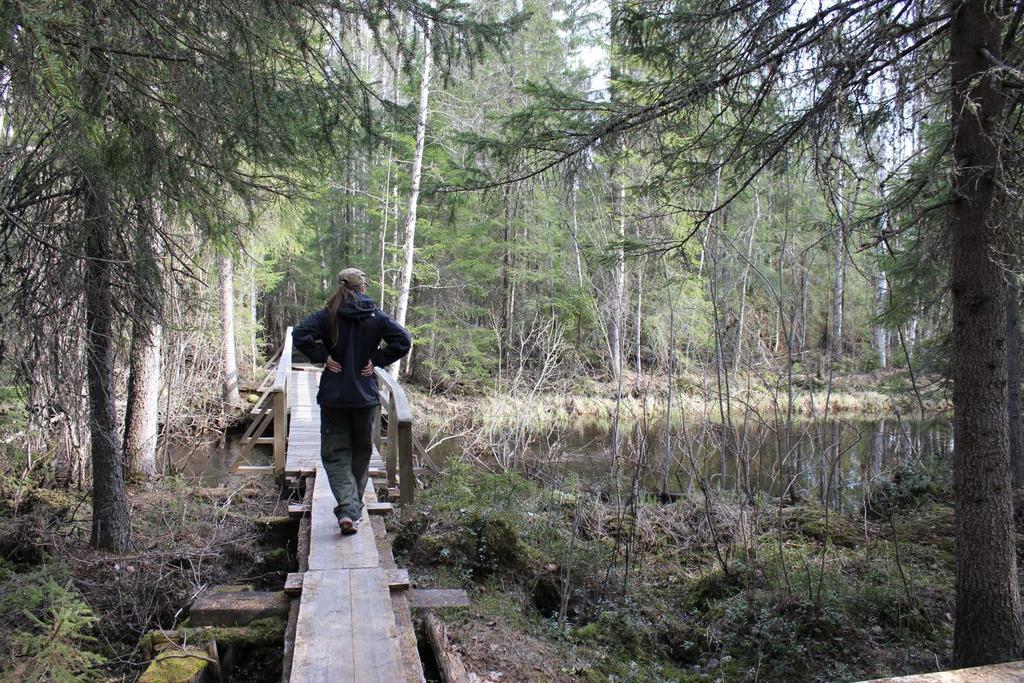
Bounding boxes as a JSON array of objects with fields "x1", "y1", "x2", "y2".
[{"x1": 320, "y1": 406, "x2": 376, "y2": 521}]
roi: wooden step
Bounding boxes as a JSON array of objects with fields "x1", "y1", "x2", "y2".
[
  {"x1": 409, "y1": 589, "x2": 471, "y2": 609},
  {"x1": 285, "y1": 568, "x2": 410, "y2": 596},
  {"x1": 367, "y1": 502, "x2": 394, "y2": 515},
  {"x1": 189, "y1": 588, "x2": 289, "y2": 627},
  {"x1": 288, "y1": 503, "x2": 311, "y2": 518}
]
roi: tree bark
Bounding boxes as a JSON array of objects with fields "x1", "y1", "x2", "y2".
[
  {"x1": 874, "y1": 245, "x2": 888, "y2": 369},
  {"x1": 949, "y1": 0, "x2": 1024, "y2": 665},
  {"x1": 84, "y1": 183, "x2": 131, "y2": 552},
  {"x1": 391, "y1": 17, "x2": 432, "y2": 377},
  {"x1": 220, "y1": 253, "x2": 243, "y2": 407},
  {"x1": 1009, "y1": 275, "x2": 1022, "y2": 486},
  {"x1": 124, "y1": 203, "x2": 162, "y2": 480},
  {"x1": 733, "y1": 188, "x2": 759, "y2": 368},
  {"x1": 831, "y1": 207, "x2": 845, "y2": 364},
  {"x1": 607, "y1": 0, "x2": 626, "y2": 383}
]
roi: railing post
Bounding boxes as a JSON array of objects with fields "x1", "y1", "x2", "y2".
[
  {"x1": 373, "y1": 367, "x2": 414, "y2": 503},
  {"x1": 398, "y1": 421, "x2": 414, "y2": 504},
  {"x1": 272, "y1": 326, "x2": 294, "y2": 478},
  {"x1": 386, "y1": 393, "x2": 399, "y2": 487},
  {"x1": 273, "y1": 386, "x2": 286, "y2": 476}
]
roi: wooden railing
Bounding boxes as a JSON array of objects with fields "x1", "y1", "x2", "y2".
[
  {"x1": 374, "y1": 367, "x2": 415, "y2": 504},
  {"x1": 240, "y1": 326, "x2": 293, "y2": 476}
]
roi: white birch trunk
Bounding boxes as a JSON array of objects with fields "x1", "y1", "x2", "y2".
[
  {"x1": 391, "y1": 18, "x2": 432, "y2": 378},
  {"x1": 220, "y1": 253, "x2": 243, "y2": 407}
]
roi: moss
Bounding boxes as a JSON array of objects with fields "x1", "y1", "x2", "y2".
[
  {"x1": 785, "y1": 505, "x2": 863, "y2": 548},
  {"x1": 142, "y1": 617, "x2": 286, "y2": 657},
  {"x1": 139, "y1": 649, "x2": 209, "y2": 682},
  {"x1": 261, "y1": 547, "x2": 291, "y2": 572}
]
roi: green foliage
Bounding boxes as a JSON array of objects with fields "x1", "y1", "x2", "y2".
[
  {"x1": 0, "y1": 564, "x2": 103, "y2": 681},
  {"x1": 864, "y1": 454, "x2": 950, "y2": 519}
]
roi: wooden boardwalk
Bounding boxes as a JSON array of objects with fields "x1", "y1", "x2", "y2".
[{"x1": 284, "y1": 367, "x2": 421, "y2": 682}]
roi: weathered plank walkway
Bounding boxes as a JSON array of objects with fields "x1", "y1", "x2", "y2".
[{"x1": 284, "y1": 366, "x2": 421, "y2": 682}]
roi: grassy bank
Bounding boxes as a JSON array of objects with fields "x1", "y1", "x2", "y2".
[
  {"x1": 395, "y1": 456, "x2": 962, "y2": 682},
  {"x1": 407, "y1": 368, "x2": 949, "y2": 436},
  {"x1": 0, "y1": 471, "x2": 287, "y2": 680}
]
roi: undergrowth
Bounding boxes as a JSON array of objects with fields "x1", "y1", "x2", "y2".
[
  {"x1": 0, "y1": 467, "x2": 282, "y2": 680},
  {"x1": 396, "y1": 456, "x2": 959, "y2": 682}
]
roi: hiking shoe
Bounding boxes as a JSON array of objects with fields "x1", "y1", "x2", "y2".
[{"x1": 339, "y1": 517, "x2": 358, "y2": 535}]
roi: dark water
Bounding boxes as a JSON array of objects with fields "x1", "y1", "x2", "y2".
[
  {"x1": 159, "y1": 435, "x2": 268, "y2": 485},
  {"x1": 428, "y1": 417, "x2": 953, "y2": 509}
]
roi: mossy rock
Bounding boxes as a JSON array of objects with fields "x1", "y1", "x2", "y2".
[{"x1": 139, "y1": 648, "x2": 210, "y2": 682}]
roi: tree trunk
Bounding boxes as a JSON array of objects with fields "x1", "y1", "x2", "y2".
[
  {"x1": 570, "y1": 181, "x2": 585, "y2": 348},
  {"x1": 831, "y1": 210, "x2": 845, "y2": 364},
  {"x1": 874, "y1": 245, "x2": 888, "y2": 369},
  {"x1": 949, "y1": 0, "x2": 1024, "y2": 665},
  {"x1": 220, "y1": 254, "x2": 243, "y2": 407},
  {"x1": 124, "y1": 203, "x2": 163, "y2": 480},
  {"x1": 607, "y1": 0, "x2": 626, "y2": 383},
  {"x1": 391, "y1": 17, "x2": 432, "y2": 377},
  {"x1": 84, "y1": 184, "x2": 131, "y2": 552},
  {"x1": 1009, "y1": 275, "x2": 1022, "y2": 486},
  {"x1": 733, "y1": 188, "x2": 759, "y2": 368}
]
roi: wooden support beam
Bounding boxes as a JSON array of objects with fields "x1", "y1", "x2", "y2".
[
  {"x1": 236, "y1": 464, "x2": 274, "y2": 474},
  {"x1": 410, "y1": 589, "x2": 470, "y2": 609},
  {"x1": 288, "y1": 503, "x2": 311, "y2": 518},
  {"x1": 422, "y1": 612, "x2": 470, "y2": 683},
  {"x1": 387, "y1": 569, "x2": 410, "y2": 591},
  {"x1": 367, "y1": 502, "x2": 394, "y2": 515},
  {"x1": 284, "y1": 573, "x2": 304, "y2": 597},
  {"x1": 189, "y1": 589, "x2": 289, "y2": 627},
  {"x1": 255, "y1": 437, "x2": 274, "y2": 446}
]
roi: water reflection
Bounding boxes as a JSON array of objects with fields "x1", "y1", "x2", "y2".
[
  {"x1": 158, "y1": 435, "x2": 264, "y2": 486},
  {"x1": 430, "y1": 418, "x2": 953, "y2": 510}
]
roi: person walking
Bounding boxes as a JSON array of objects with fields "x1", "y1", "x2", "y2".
[{"x1": 293, "y1": 268, "x2": 411, "y2": 534}]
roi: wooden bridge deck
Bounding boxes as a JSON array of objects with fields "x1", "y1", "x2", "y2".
[{"x1": 284, "y1": 368, "x2": 418, "y2": 682}]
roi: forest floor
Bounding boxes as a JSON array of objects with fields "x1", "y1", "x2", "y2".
[
  {"x1": 408, "y1": 368, "x2": 949, "y2": 436},
  {"x1": 394, "y1": 453, "x2": 974, "y2": 682},
  {"x1": 0, "y1": 461, "x2": 291, "y2": 681}
]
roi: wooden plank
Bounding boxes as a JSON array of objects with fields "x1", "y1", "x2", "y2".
[
  {"x1": 350, "y1": 568, "x2": 405, "y2": 681},
  {"x1": 387, "y1": 568, "x2": 410, "y2": 590},
  {"x1": 367, "y1": 502, "x2": 393, "y2": 515},
  {"x1": 290, "y1": 570, "x2": 355, "y2": 682},
  {"x1": 189, "y1": 589, "x2": 289, "y2": 627},
  {"x1": 410, "y1": 589, "x2": 471, "y2": 609},
  {"x1": 306, "y1": 468, "x2": 379, "y2": 571},
  {"x1": 284, "y1": 573, "x2": 303, "y2": 597},
  {"x1": 288, "y1": 503, "x2": 311, "y2": 518},
  {"x1": 423, "y1": 612, "x2": 471, "y2": 683},
  {"x1": 859, "y1": 662, "x2": 1024, "y2": 682},
  {"x1": 235, "y1": 464, "x2": 274, "y2": 474}
]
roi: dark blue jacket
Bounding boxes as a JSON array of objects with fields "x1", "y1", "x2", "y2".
[{"x1": 292, "y1": 294, "x2": 411, "y2": 408}]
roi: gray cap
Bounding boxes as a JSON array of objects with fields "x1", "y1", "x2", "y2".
[{"x1": 338, "y1": 267, "x2": 367, "y2": 289}]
